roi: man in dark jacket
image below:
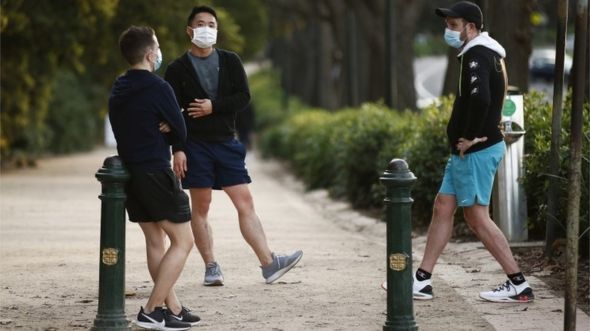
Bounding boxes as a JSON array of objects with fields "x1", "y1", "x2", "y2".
[
  {"x1": 165, "y1": 6, "x2": 302, "y2": 287},
  {"x1": 384, "y1": 1, "x2": 534, "y2": 304},
  {"x1": 109, "y1": 26, "x2": 200, "y2": 330}
]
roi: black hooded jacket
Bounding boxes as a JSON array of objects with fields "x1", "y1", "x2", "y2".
[
  {"x1": 108, "y1": 69, "x2": 186, "y2": 171},
  {"x1": 164, "y1": 49, "x2": 250, "y2": 146},
  {"x1": 447, "y1": 33, "x2": 507, "y2": 155}
]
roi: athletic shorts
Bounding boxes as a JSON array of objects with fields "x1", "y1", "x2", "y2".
[
  {"x1": 125, "y1": 168, "x2": 191, "y2": 223},
  {"x1": 182, "y1": 138, "x2": 252, "y2": 190},
  {"x1": 439, "y1": 141, "x2": 505, "y2": 207}
]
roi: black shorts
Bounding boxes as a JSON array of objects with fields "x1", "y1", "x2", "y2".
[{"x1": 125, "y1": 168, "x2": 191, "y2": 223}]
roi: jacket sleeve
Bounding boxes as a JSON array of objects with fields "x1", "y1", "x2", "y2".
[
  {"x1": 164, "y1": 63, "x2": 185, "y2": 111},
  {"x1": 157, "y1": 81, "x2": 187, "y2": 152},
  {"x1": 462, "y1": 51, "x2": 491, "y2": 140},
  {"x1": 211, "y1": 52, "x2": 251, "y2": 114}
]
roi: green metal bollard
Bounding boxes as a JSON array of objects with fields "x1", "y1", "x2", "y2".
[
  {"x1": 380, "y1": 159, "x2": 418, "y2": 331},
  {"x1": 92, "y1": 156, "x2": 131, "y2": 331}
]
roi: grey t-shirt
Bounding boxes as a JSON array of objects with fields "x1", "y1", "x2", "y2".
[{"x1": 188, "y1": 49, "x2": 219, "y2": 100}]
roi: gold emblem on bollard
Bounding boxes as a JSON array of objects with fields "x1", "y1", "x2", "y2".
[
  {"x1": 102, "y1": 248, "x2": 119, "y2": 266},
  {"x1": 389, "y1": 253, "x2": 408, "y2": 271}
]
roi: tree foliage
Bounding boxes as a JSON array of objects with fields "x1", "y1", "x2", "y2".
[{"x1": 0, "y1": 0, "x2": 267, "y2": 166}]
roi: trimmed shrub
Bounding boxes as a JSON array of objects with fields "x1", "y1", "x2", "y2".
[
  {"x1": 522, "y1": 90, "x2": 589, "y2": 241},
  {"x1": 252, "y1": 69, "x2": 589, "y2": 240}
]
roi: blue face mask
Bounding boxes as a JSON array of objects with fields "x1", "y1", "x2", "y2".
[
  {"x1": 153, "y1": 48, "x2": 163, "y2": 71},
  {"x1": 444, "y1": 28, "x2": 464, "y2": 49}
]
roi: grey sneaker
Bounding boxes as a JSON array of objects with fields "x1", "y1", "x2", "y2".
[
  {"x1": 261, "y1": 251, "x2": 303, "y2": 284},
  {"x1": 204, "y1": 262, "x2": 224, "y2": 286}
]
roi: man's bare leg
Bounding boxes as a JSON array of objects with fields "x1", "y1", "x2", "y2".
[
  {"x1": 141, "y1": 225, "x2": 183, "y2": 314},
  {"x1": 189, "y1": 188, "x2": 215, "y2": 264},
  {"x1": 139, "y1": 221, "x2": 193, "y2": 313},
  {"x1": 419, "y1": 193, "x2": 457, "y2": 273},
  {"x1": 223, "y1": 184, "x2": 273, "y2": 266},
  {"x1": 463, "y1": 204, "x2": 519, "y2": 274}
]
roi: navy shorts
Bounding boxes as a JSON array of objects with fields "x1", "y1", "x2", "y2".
[
  {"x1": 125, "y1": 168, "x2": 191, "y2": 223},
  {"x1": 182, "y1": 138, "x2": 252, "y2": 190}
]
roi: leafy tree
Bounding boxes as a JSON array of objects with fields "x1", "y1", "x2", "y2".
[
  {"x1": 1, "y1": 0, "x2": 118, "y2": 163},
  {"x1": 1, "y1": 0, "x2": 264, "y2": 165}
]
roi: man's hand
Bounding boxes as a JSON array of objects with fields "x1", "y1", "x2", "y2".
[
  {"x1": 173, "y1": 151, "x2": 188, "y2": 179},
  {"x1": 187, "y1": 98, "x2": 213, "y2": 118},
  {"x1": 159, "y1": 122, "x2": 171, "y2": 133},
  {"x1": 456, "y1": 136, "x2": 488, "y2": 158}
]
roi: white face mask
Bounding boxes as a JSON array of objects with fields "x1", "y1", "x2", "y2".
[{"x1": 192, "y1": 26, "x2": 217, "y2": 48}]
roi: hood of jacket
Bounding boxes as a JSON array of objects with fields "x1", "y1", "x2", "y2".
[
  {"x1": 109, "y1": 69, "x2": 160, "y2": 108},
  {"x1": 458, "y1": 32, "x2": 506, "y2": 58}
]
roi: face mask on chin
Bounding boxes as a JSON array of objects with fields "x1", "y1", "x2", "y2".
[
  {"x1": 192, "y1": 26, "x2": 217, "y2": 48},
  {"x1": 444, "y1": 27, "x2": 465, "y2": 49}
]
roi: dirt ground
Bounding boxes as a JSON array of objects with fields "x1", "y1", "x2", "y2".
[
  {"x1": 513, "y1": 246, "x2": 590, "y2": 315},
  {"x1": 1, "y1": 148, "x2": 589, "y2": 330}
]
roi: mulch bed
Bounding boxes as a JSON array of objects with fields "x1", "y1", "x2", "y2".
[{"x1": 513, "y1": 245, "x2": 589, "y2": 316}]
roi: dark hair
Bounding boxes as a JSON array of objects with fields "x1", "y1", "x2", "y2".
[
  {"x1": 187, "y1": 5, "x2": 218, "y2": 25},
  {"x1": 118, "y1": 26, "x2": 156, "y2": 65}
]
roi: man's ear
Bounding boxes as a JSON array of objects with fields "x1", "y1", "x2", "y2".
[{"x1": 186, "y1": 26, "x2": 193, "y2": 39}]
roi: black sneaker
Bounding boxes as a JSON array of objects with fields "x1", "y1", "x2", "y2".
[
  {"x1": 136, "y1": 306, "x2": 192, "y2": 330},
  {"x1": 168, "y1": 306, "x2": 201, "y2": 326}
]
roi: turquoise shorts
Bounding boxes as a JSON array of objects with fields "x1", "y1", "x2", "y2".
[{"x1": 439, "y1": 141, "x2": 505, "y2": 207}]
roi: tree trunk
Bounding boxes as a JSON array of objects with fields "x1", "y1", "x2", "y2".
[
  {"x1": 564, "y1": 2, "x2": 587, "y2": 329},
  {"x1": 393, "y1": 0, "x2": 424, "y2": 110},
  {"x1": 545, "y1": 0, "x2": 569, "y2": 258},
  {"x1": 442, "y1": 47, "x2": 460, "y2": 96},
  {"x1": 487, "y1": 0, "x2": 534, "y2": 92}
]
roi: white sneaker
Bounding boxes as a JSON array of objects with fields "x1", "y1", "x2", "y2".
[
  {"x1": 479, "y1": 280, "x2": 534, "y2": 303},
  {"x1": 412, "y1": 275, "x2": 433, "y2": 300},
  {"x1": 380, "y1": 274, "x2": 433, "y2": 300}
]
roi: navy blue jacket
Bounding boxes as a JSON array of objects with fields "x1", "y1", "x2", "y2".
[{"x1": 109, "y1": 69, "x2": 186, "y2": 171}]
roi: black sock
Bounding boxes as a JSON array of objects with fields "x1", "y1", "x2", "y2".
[
  {"x1": 416, "y1": 268, "x2": 432, "y2": 281},
  {"x1": 508, "y1": 272, "x2": 526, "y2": 285}
]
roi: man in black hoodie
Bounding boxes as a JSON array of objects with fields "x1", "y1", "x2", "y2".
[
  {"x1": 384, "y1": 1, "x2": 534, "y2": 304},
  {"x1": 165, "y1": 6, "x2": 302, "y2": 287},
  {"x1": 109, "y1": 26, "x2": 200, "y2": 330},
  {"x1": 420, "y1": 1, "x2": 533, "y2": 303}
]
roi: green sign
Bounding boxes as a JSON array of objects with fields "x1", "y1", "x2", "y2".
[{"x1": 503, "y1": 99, "x2": 516, "y2": 116}]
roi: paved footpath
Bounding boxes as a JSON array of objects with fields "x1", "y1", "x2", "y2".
[{"x1": 0, "y1": 147, "x2": 588, "y2": 330}]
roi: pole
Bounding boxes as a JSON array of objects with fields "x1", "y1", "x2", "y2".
[
  {"x1": 381, "y1": 159, "x2": 418, "y2": 331},
  {"x1": 564, "y1": 1, "x2": 588, "y2": 330},
  {"x1": 545, "y1": 0, "x2": 569, "y2": 258},
  {"x1": 92, "y1": 156, "x2": 130, "y2": 331}
]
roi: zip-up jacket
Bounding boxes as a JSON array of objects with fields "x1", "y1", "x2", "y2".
[
  {"x1": 164, "y1": 49, "x2": 250, "y2": 146},
  {"x1": 447, "y1": 32, "x2": 507, "y2": 155},
  {"x1": 108, "y1": 69, "x2": 186, "y2": 171}
]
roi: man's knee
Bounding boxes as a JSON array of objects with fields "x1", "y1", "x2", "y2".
[
  {"x1": 463, "y1": 206, "x2": 489, "y2": 233},
  {"x1": 227, "y1": 187, "x2": 255, "y2": 212},
  {"x1": 432, "y1": 195, "x2": 455, "y2": 219},
  {"x1": 173, "y1": 229, "x2": 194, "y2": 253}
]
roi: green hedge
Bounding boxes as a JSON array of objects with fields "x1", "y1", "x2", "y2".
[
  {"x1": 522, "y1": 91, "x2": 589, "y2": 238},
  {"x1": 251, "y1": 69, "x2": 589, "y2": 237}
]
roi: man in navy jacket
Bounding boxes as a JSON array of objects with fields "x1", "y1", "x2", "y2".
[{"x1": 109, "y1": 26, "x2": 200, "y2": 330}]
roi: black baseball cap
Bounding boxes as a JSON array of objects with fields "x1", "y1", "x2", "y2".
[{"x1": 435, "y1": 1, "x2": 483, "y2": 30}]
